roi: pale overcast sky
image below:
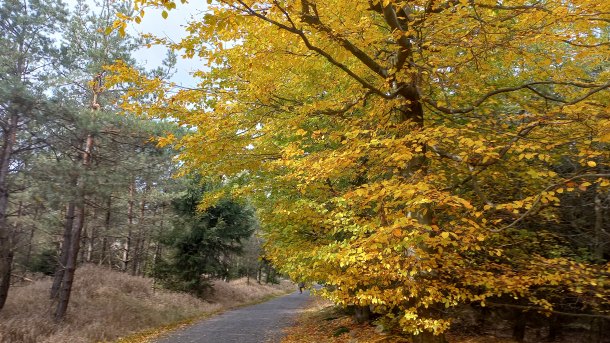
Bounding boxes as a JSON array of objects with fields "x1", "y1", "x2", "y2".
[{"x1": 65, "y1": 0, "x2": 208, "y2": 87}]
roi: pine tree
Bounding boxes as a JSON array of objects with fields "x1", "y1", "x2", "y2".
[
  {"x1": 155, "y1": 181, "x2": 256, "y2": 297},
  {"x1": 0, "y1": 0, "x2": 67, "y2": 311}
]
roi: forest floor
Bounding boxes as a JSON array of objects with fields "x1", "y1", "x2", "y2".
[
  {"x1": 280, "y1": 297, "x2": 598, "y2": 343},
  {"x1": 0, "y1": 264, "x2": 294, "y2": 343}
]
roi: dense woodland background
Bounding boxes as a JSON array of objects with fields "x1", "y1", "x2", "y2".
[
  {"x1": 0, "y1": 0, "x2": 279, "y2": 332},
  {"x1": 0, "y1": 0, "x2": 609, "y2": 342}
]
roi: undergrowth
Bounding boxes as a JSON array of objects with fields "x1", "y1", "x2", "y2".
[{"x1": 0, "y1": 264, "x2": 292, "y2": 343}]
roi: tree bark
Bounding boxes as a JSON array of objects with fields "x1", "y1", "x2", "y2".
[
  {"x1": 412, "y1": 332, "x2": 448, "y2": 343},
  {"x1": 98, "y1": 196, "x2": 111, "y2": 267},
  {"x1": 122, "y1": 180, "x2": 134, "y2": 272},
  {"x1": 547, "y1": 314, "x2": 562, "y2": 341},
  {"x1": 589, "y1": 318, "x2": 605, "y2": 343},
  {"x1": 79, "y1": 208, "x2": 89, "y2": 263},
  {"x1": 84, "y1": 205, "x2": 98, "y2": 263},
  {"x1": 130, "y1": 194, "x2": 146, "y2": 276},
  {"x1": 512, "y1": 310, "x2": 527, "y2": 342},
  {"x1": 593, "y1": 193, "x2": 604, "y2": 262},
  {"x1": 51, "y1": 202, "x2": 76, "y2": 299},
  {"x1": 24, "y1": 205, "x2": 40, "y2": 268},
  {"x1": 54, "y1": 134, "x2": 94, "y2": 321},
  {"x1": 0, "y1": 113, "x2": 19, "y2": 310},
  {"x1": 353, "y1": 305, "x2": 371, "y2": 324}
]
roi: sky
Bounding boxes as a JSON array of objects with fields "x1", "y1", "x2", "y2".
[
  {"x1": 129, "y1": 1, "x2": 207, "y2": 87},
  {"x1": 65, "y1": 0, "x2": 208, "y2": 87}
]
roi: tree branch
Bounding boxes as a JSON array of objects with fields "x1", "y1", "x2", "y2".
[
  {"x1": 299, "y1": 0, "x2": 389, "y2": 78},
  {"x1": 485, "y1": 301, "x2": 610, "y2": 320},
  {"x1": 425, "y1": 81, "x2": 609, "y2": 114},
  {"x1": 229, "y1": 0, "x2": 390, "y2": 98},
  {"x1": 491, "y1": 173, "x2": 610, "y2": 232}
]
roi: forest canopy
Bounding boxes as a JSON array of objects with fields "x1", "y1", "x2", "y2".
[{"x1": 108, "y1": 0, "x2": 609, "y2": 341}]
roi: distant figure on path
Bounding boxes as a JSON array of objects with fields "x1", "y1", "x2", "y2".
[{"x1": 298, "y1": 281, "x2": 305, "y2": 294}]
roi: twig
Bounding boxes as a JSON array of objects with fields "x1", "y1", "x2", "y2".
[
  {"x1": 11, "y1": 273, "x2": 33, "y2": 282},
  {"x1": 485, "y1": 301, "x2": 610, "y2": 320},
  {"x1": 491, "y1": 173, "x2": 610, "y2": 232}
]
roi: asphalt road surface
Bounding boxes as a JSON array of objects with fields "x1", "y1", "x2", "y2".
[{"x1": 154, "y1": 290, "x2": 311, "y2": 343}]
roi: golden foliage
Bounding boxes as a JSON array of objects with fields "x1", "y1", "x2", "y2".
[{"x1": 109, "y1": 0, "x2": 610, "y2": 337}]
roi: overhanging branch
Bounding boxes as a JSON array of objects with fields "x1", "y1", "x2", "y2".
[{"x1": 425, "y1": 81, "x2": 610, "y2": 114}]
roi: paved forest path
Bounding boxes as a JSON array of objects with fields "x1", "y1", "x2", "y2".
[{"x1": 154, "y1": 290, "x2": 311, "y2": 343}]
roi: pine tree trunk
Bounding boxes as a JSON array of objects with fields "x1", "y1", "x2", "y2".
[
  {"x1": 0, "y1": 250, "x2": 12, "y2": 311},
  {"x1": 122, "y1": 180, "x2": 134, "y2": 272},
  {"x1": 257, "y1": 262, "x2": 262, "y2": 284},
  {"x1": 54, "y1": 134, "x2": 93, "y2": 321},
  {"x1": 130, "y1": 233, "x2": 139, "y2": 276},
  {"x1": 141, "y1": 210, "x2": 155, "y2": 276},
  {"x1": 150, "y1": 207, "x2": 163, "y2": 276},
  {"x1": 24, "y1": 206, "x2": 40, "y2": 268},
  {"x1": 99, "y1": 196, "x2": 111, "y2": 266},
  {"x1": 139, "y1": 196, "x2": 150, "y2": 275},
  {"x1": 51, "y1": 202, "x2": 76, "y2": 299},
  {"x1": 79, "y1": 210, "x2": 89, "y2": 264},
  {"x1": 265, "y1": 263, "x2": 272, "y2": 284},
  {"x1": 84, "y1": 205, "x2": 97, "y2": 263},
  {"x1": 131, "y1": 195, "x2": 147, "y2": 276},
  {"x1": 54, "y1": 199, "x2": 86, "y2": 320},
  {"x1": 0, "y1": 113, "x2": 18, "y2": 311}
]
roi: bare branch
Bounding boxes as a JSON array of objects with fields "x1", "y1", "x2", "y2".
[
  {"x1": 491, "y1": 173, "x2": 610, "y2": 232},
  {"x1": 485, "y1": 302, "x2": 610, "y2": 320},
  {"x1": 425, "y1": 81, "x2": 609, "y2": 114}
]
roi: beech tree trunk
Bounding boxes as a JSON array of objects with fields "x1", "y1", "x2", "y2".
[
  {"x1": 547, "y1": 314, "x2": 562, "y2": 341},
  {"x1": 412, "y1": 332, "x2": 448, "y2": 343},
  {"x1": 512, "y1": 311, "x2": 527, "y2": 342},
  {"x1": 589, "y1": 318, "x2": 605, "y2": 343},
  {"x1": 593, "y1": 193, "x2": 604, "y2": 262}
]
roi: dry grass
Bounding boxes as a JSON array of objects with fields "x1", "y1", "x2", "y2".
[
  {"x1": 209, "y1": 277, "x2": 294, "y2": 307},
  {"x1": 0, "y1": 264, "x2": 293, "y2": 343}
]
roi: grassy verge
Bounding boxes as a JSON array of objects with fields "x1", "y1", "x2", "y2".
[{"x1": 0, "y1": 264, "x2": 293, "y2": 343}]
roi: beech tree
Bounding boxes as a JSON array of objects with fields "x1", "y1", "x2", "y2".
[{"x1": 111, "y1": 0, "x2": 609, "y2": 341}]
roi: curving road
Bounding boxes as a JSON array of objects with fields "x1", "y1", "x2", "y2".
[{"x1": 154, "y1": 290, "x2": 311, "y2": 343}]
